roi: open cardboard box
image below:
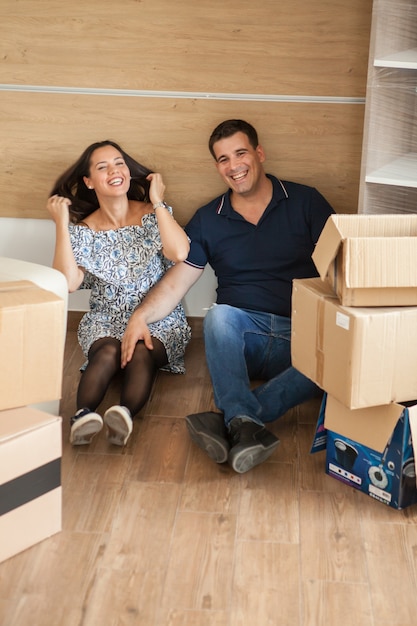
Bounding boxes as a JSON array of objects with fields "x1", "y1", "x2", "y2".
[
  {"x1": 312, "y1": 214, "x2": 417, "y2": 306},
  {"x1": 311, "y1": 394, "x2": 417, "y2": 510},
  {"x1": 0, "y1": 280, "x2": 65, "y2": 411},
  {"x1": 0, "y1": 406, "x2": 62, "y2": 562},
  {"x1": 291, "y1": 277, "x2": 417, "y2": 409}
]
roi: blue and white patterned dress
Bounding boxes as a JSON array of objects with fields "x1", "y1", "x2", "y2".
[{"x1": 69, "y1": 210, "x2": 191, "y2": 373}]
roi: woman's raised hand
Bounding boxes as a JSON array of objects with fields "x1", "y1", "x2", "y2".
[
  {"x1": 46, "y1": 194, "x2": 72, "y2": 225},
  {"x1": 146, "y1": 173, "x2": 166, "y2": 206}
]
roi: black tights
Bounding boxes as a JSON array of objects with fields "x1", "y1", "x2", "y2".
[{"x1": 76, "y1": 336, "x2": 168, "y2": 417}]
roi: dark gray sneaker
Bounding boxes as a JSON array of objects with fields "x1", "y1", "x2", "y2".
[
  {"x1": 228, "y1": 417, "x2": 280, "y2": 473},
  {"x1": 185, "y1": 412, "x2": 230, "y2": 463}
]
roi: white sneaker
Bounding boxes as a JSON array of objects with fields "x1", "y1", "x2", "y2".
[
  {"x1": 70, "y1": 408, "x2": 103, "y2": 445},
  {"x1": 103, "y1": 405, "x2": 133, "y2": 446}
]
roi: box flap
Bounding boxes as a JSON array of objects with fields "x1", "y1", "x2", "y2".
[
  {"x1": 312, "y1": 214, "x2": 417, "y2": 282},
  {"x1": 312, "y1": 215, "x2": 343, "y2": 280},
  {"x1": 324, "y1": 395, "x2": 405, "y2": 453}
]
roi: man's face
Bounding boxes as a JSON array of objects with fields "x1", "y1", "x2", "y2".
[{"x1": 212, "y1": 131, "x2": 266, "y2": 196}]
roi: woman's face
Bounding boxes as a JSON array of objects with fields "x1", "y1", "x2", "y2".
[{"x1": 83, "y1": 145, "x2": 131, "y2": 197}]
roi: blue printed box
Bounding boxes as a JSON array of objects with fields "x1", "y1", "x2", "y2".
[{"x1": 311, "y1": 394, "x2": 417, "y2": 510}]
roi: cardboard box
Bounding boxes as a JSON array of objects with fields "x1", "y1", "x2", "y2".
[
  {"x1": 311, "y1": 394, "x2": 417, "y2": 510},
  {"x1": 0, "y1": 406, "x2": 62, "y2": 562},
  {"x1": 291, "y1": 277, "x2": 417, "y2": 409},
  {"x1": 0, "y1": 280, "x2": 65, "y2": 411},
  {"x1": 312, "y1": 214, "x2": 417, "y2": 306}
]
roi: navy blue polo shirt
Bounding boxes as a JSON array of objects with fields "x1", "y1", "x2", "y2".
[{"x1": 184, "y1": 174, "x2": 334, "y2": 318}]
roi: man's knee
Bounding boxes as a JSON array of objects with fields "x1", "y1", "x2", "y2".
[{"x1": 204, "y1": 304, "x2": 237, "y2": 340}]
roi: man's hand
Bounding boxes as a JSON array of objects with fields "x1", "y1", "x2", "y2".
[
  {"x1": 121, "y1": 312, "x2": 154, "y2": 368},
  {"x1": 121, "y1": 263, "x2": 203, "y2": 367}
]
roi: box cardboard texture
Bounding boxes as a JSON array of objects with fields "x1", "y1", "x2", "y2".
[
  {"x1": 312, "y1": 214, "x2": 417, "y2": 306},
  {"x1": 0, "y1": 406, "x2": 62, "y2": 562},
  {"x1": 0, "y1": 280, "x2": 65, "y2": 411},
  {"x1": 291, "y1": 277, "x2": 417, "y2": 409},
  {"x1": 311, "y1": 394, "x2": 417, "y2": 510}
]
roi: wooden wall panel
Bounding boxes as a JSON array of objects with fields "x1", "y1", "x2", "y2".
[
  {"x1": 0, "y1": 0, "x2": 372, "y2": 97},
  {"x1": 0, "y1": 92, "x2": 364, "y2": 222},
  {"x1": 0, "y1": 1, "x2": 372, "y2": 222}
]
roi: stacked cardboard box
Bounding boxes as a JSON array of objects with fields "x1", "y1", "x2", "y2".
[
  {"x1": 0, "y1": 280, "x2": 65, "y2": 561},
  {"x1": 291, "y1": 214, "x2": 417, "y2": 509}
]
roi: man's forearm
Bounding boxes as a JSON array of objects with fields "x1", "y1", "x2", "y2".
[
  {"x1": 134, "y1": 277, "x2": 183, "y2": 324},
  {"x1": 134, "y1": 261, "x2": 203, "y2": 323}
]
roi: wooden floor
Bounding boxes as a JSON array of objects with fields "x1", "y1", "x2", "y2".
[{"x1": 1, "y1": 315, "x2": 417, "y2": 626}]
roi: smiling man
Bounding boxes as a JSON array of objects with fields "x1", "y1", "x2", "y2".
[{"x1": 122, "y1": 119, "x2": 334, "y2": 473}]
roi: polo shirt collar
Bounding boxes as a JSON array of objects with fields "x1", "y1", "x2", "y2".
[{"x1": 216, "y1": 174, "x2": 288, "y2": 217}]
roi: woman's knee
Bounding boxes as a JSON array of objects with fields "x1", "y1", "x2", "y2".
[
  {"x1": 127, "y1": 338, "x2": 164, "y2": 369},
  {"x1": 89, "y1": 337, "x2": 121, "y2": 365}
]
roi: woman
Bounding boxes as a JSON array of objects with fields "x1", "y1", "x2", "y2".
[{"x1": 47, "y1": 140, "x2": 191, "y2": 447}]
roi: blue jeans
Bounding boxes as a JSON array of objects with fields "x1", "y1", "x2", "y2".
[{"x1": 203, "y1": 304, "x2": 321, "y2": 427}]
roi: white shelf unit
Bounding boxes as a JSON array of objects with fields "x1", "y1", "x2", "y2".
[
  {"x1": 374, "y1": 47, "x2": 417, "y2": 69},
  {"x1": 359, "y1": 0, "x2": 417, "y2": 215},
  {"x1": 366, "y1": 153, "x2": 417, "y2": 187}
]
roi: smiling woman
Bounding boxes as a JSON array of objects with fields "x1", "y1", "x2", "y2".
[
  {"x1": 48, "y1": 140, "x2": 154, "y2": 225},
  {"x1": 45, "y1": 139, "x2": 191, "y2": 449}
]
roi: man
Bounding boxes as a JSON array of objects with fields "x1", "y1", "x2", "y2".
[{"x1": 121, "y1": 119, "x2": 334, "y2": 473}]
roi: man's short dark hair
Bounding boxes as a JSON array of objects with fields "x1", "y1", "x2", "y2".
[{"x1": 208, "y1": 119, "x2": 259, "y2": 158}]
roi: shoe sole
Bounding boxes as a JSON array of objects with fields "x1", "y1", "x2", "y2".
[
  {"x1": 104, "y1": 409, "x2": 132, "y2": 446},
  {"x1": 228, "y1": 440, "x2": 280, "y2": 474},
  {"x1": 185, "y1": 415, "x2": 229, "y2": 463},
  {"x1": 70, "y1": 416, "x2": 103, "y2": 445}
]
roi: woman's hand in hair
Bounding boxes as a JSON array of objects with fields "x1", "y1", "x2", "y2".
[
  {"x1": 46, "y1": 194, "x2": 72, "y2": 226},
  {"x1": 147, "y1": 173, "x2": 166, "y2": 206}
]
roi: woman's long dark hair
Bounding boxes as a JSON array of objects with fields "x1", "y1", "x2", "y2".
[{"x1": 49, "y1": 140, "x2": 153, "y2": 223}]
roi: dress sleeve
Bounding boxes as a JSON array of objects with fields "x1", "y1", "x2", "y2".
[
  {"x1": 68, "y1": 224, "x2": 95, "y2": 268},
  {"x1": 68, "y1": 224, "x2": 95, "y2": 289}
]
